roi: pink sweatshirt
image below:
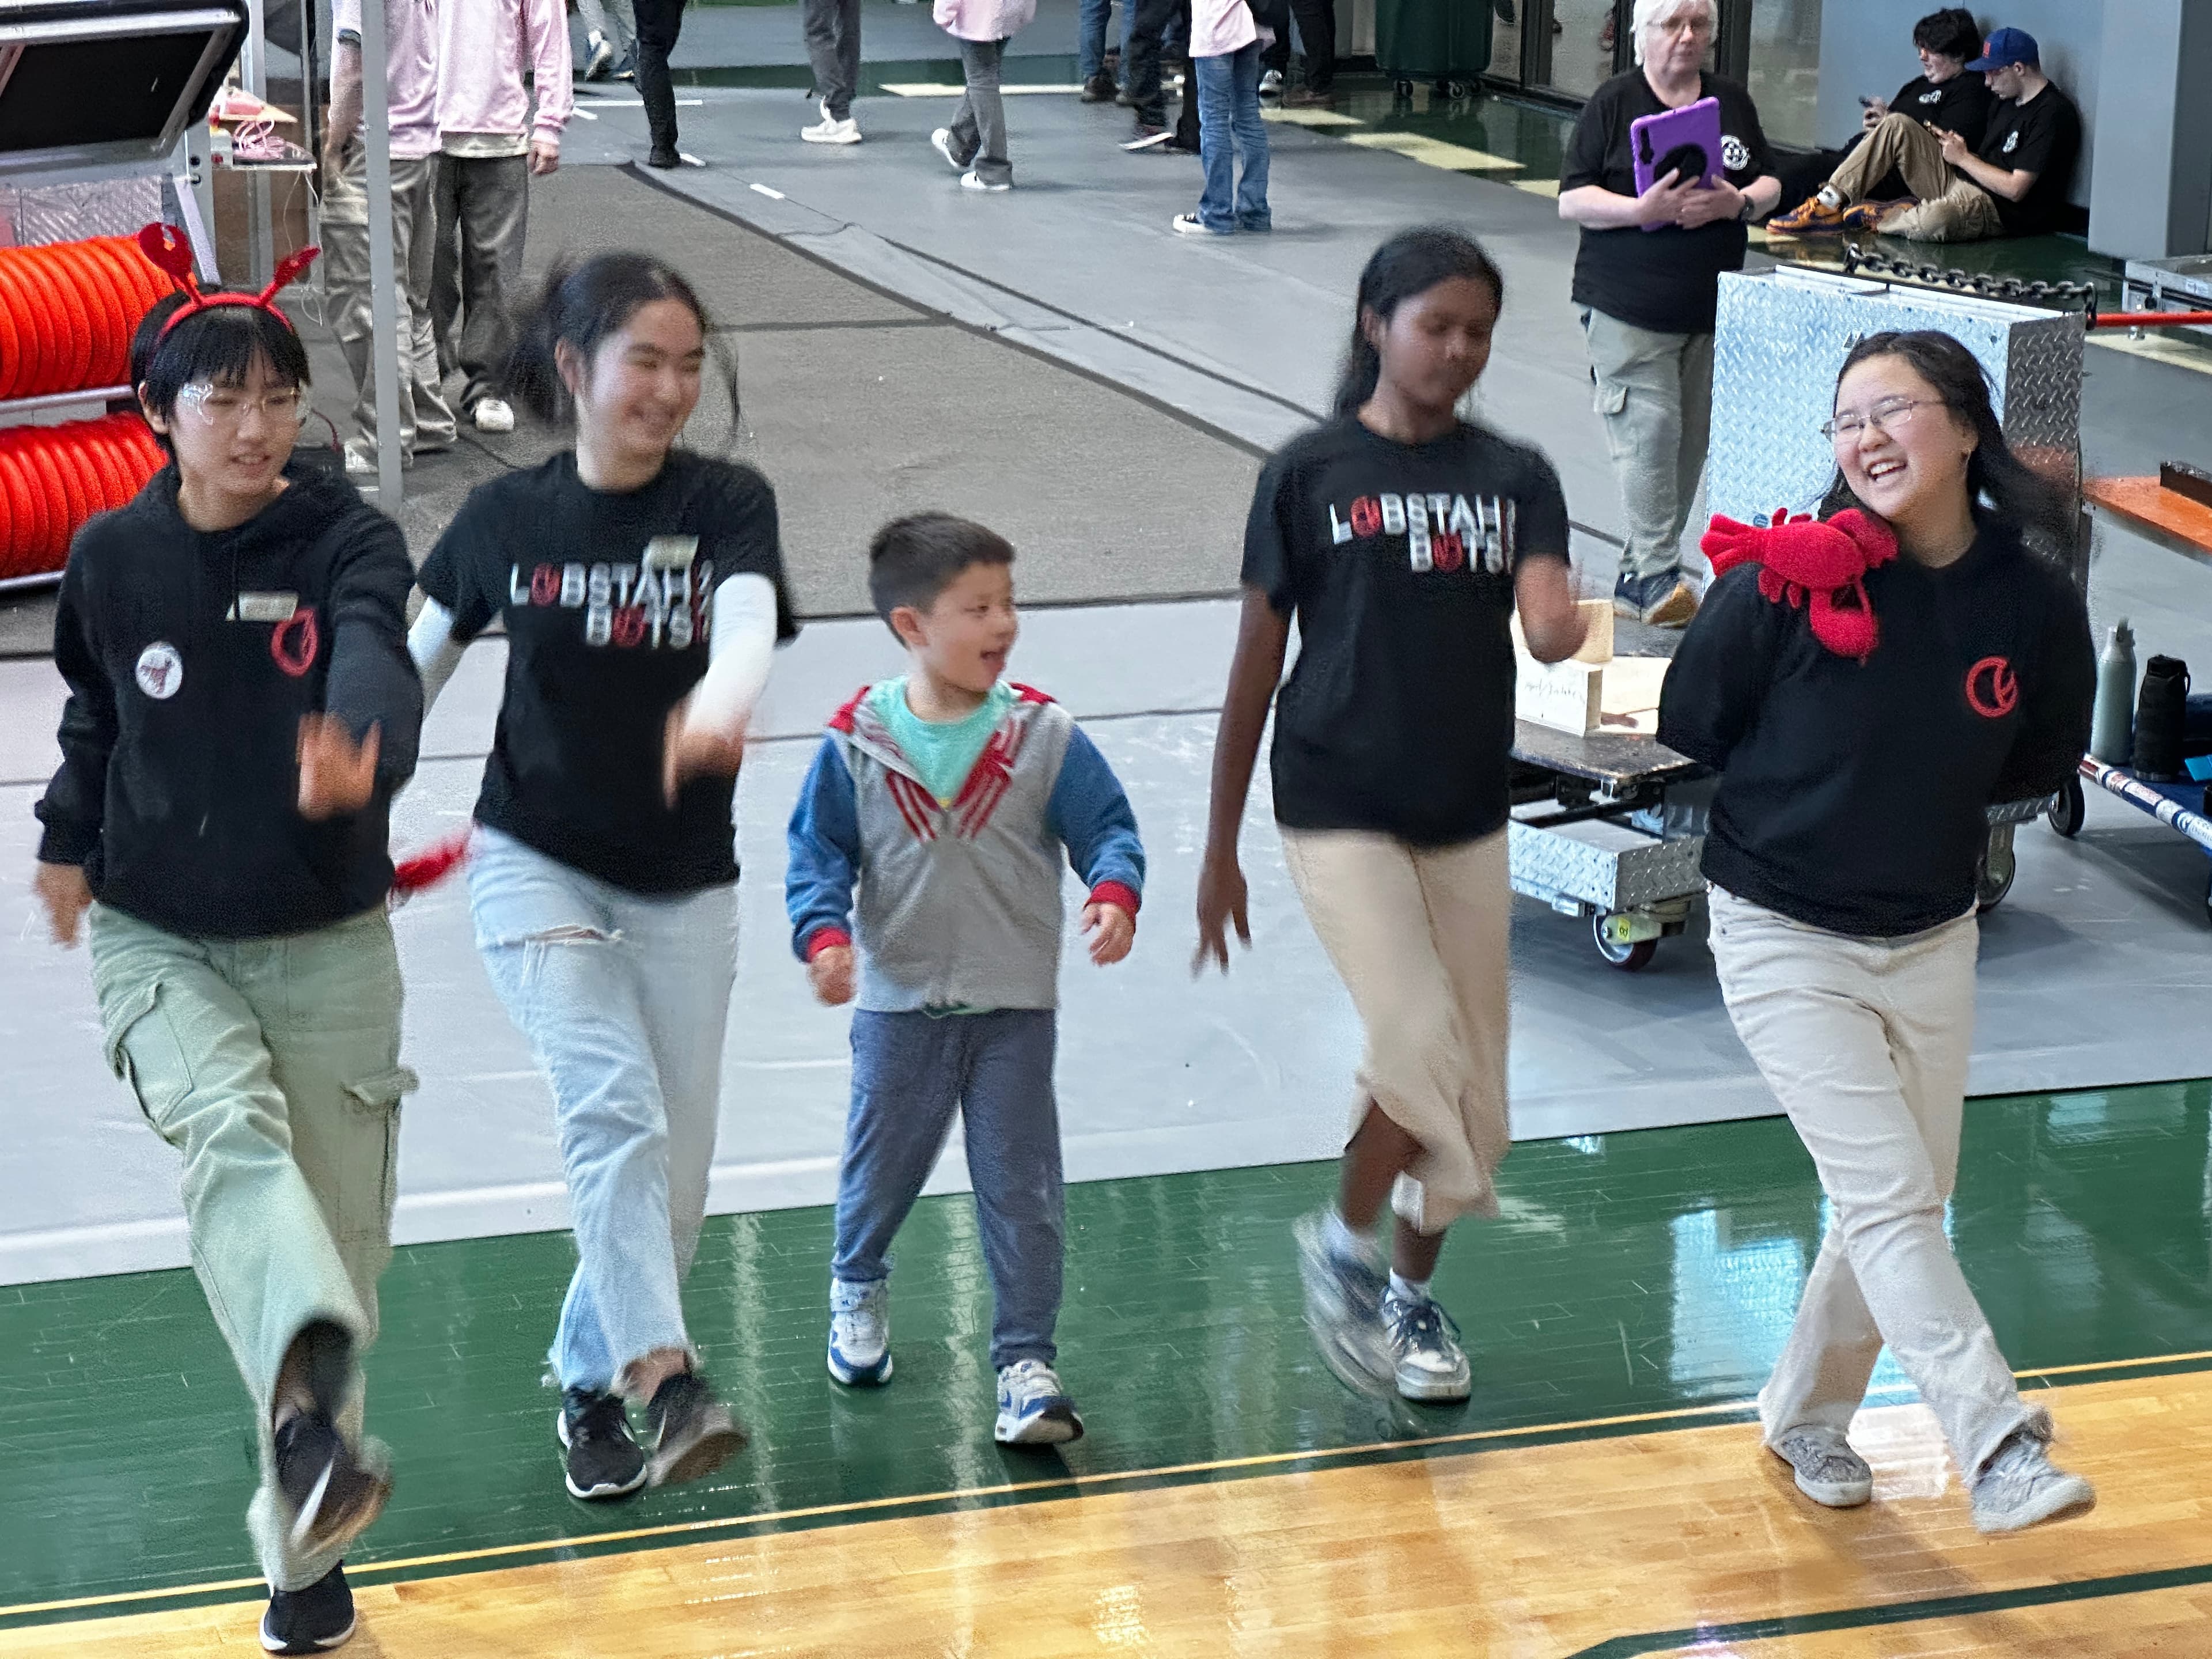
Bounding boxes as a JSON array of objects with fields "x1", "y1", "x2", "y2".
[
  {"x1": 435, "y1": 0, "x2": 573, "y2": 146},
  {"x1": 1191, "y1": 0, "x2": 1258, "y2": 57},
  {"x1": 933, "y1": 0, "x2": 1037, "y2": 44},
  {"x1": 334, "y1": 0, "x2": 440, "y2": 160}
]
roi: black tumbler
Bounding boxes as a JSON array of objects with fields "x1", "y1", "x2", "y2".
[{"x1": 2133, "y1": 655, "x2": 2191, "y2": 781}]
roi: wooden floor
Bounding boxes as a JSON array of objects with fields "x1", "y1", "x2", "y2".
[{"x1": 5, "y1": 1370, "x2": 2203, "y2": 1658}]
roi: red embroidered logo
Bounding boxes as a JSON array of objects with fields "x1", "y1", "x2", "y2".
[
  {"x1": 271, "y1": 612, "x2": 319, "y2": 678},
  {"x1": 1965, "y1": 656, "x2": 2018, "y2": 719}
]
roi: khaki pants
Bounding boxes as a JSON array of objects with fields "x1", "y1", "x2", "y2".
[
  {"x1": 321, "y1": 151, "x2": 457, "y2": 461},
  {"x1": 1708, "y1": 889, "x2": 2042, "y2": 1479},
  {"x1": 1830, "y1": 113, "x2": 2001, "y2": 243},
  {"x1": 89, "y1": 904, "x2": 416, "y2": 1590},
  {"x1": 1281, "y1": 827, "x2": 1510, "y2": 1232},
  {"x1": 1581, "y1": 308, "x2": 1714, "y2": 584}
]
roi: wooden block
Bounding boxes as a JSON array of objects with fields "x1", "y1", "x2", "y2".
[{"x1": 1517, "y1": 655, "x2": 1604, "y2": 736}]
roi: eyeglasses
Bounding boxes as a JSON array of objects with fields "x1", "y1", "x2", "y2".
[
  {"x1": 1821, "y1": 396, "x2": 1945, "y2": 442},
  {"x1": 177, "y1": 382, "x2": 307, "y2": 429}
]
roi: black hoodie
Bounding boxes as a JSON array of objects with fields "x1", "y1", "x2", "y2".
[{"x1": 36, "y1": 459, "x2": 422, "y2": 940}]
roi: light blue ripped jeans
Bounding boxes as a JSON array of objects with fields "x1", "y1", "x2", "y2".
[{"x1": 468, "y1": 826, "x2": 737, "y2": 1395}]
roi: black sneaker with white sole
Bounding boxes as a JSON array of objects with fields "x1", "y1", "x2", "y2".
[
  {"x1": 558, "y1": 1388, "x2": 649, "y2": 1501},
  {"x1": 272, "y1": 1412, "x2": 389, "y2": 1558},
  {"x1": 260, "y1": 1562, "x2": 355, "y2": 1654},
  {"x1": 645, "y1": 1371, "x2": 748, "y2": 1487}
]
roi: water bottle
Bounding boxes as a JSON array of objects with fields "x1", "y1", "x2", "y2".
[
  {"x1": 2090, "y1": 619, "x2": 2136, "y2": 765},
  {"x1": 2134, "y1": 655, "x2": 2191, "y2": 781}
]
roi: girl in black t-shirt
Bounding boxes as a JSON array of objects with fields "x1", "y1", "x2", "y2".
[
  {"x1": 1195, "y1": 228, "x2": 1585, "y2": 1404},
  {"x1": 410, "y1": 254, "x2": 794, "y2": 1503},
  {"x1": 1658, "y1": 331, "x2": 2096, "y2": 1535}
]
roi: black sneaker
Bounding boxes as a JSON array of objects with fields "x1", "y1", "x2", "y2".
[
  {"x1": 1123, "y1": 123, "x2": 1173, "y2": 151},
  {"x1": 259, "y1": 1562, "x2": 355, "y2": 1654},
  {"x1": 645, "y1": 1371, "x2": 748, "y2": 1487},
  {"x1": 558, "y1": 1388, "x2": 648, "y2": 1501},
  {"x1": 1080, "y1": 72, "x2": 1117, "y2": 103},
  {"x1": 646, "y1": 145, "x2": 680, "y2": 169},
  {"x1": 272, "y1": 1412, "x2": 389, "y2": 1558}
]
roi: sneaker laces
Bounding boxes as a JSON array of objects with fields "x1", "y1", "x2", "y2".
[
  {"x1": 1001, "y1": 1359, "x2": 1063, "y2": 1406},
  {"x1": 1775, "y1": 1429, "x2": 1866, "y2": 1484},
  {"x1": 1386, "y1": 1296, "x2": 1460, "y2": 1354},
  {"x1": 566, "y1": 1390, "x2": 630, "y2": 1448}
]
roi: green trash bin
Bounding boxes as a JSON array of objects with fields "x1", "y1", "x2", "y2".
[{"x1": 1374, "y1": 0, "x2": 1494, "y2": 100}]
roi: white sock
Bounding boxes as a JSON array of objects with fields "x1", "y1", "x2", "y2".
[
  {"x1": 1324, "y1": 1209, "x2": 1371, "y2": 1263},
  {"x1": 1389, "y1": 1272, "x2": 1431, "y2": 1305},
  {"x1": 1817, "y1": 186, "x2": 1843, "y2": 210}
]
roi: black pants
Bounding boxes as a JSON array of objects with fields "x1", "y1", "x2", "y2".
[
  {"x1": 1127, "y1": 0, "x2": 1202, "y2": 138},
  {"x1": 632, "y1": 0, "x2": 688, "y2": 153},
  {"x1": 1257, "y1": 0, "x2": 1335, "y2": 89}
]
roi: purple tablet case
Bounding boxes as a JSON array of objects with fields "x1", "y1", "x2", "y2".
[{"x1": 1630, "y1": 96, "x2": 1723, "y2": 230}]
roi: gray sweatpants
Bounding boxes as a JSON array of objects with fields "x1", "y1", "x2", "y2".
[
  {"x1": 949, "y1": 37, "x2": 1013, "y2": 186},
  {"x1": 1709, "y1": 888, "x2": 2046, "y2": 1480},
  {"x1": 322, "y1": 151, "x2": 457, "y2": 461},
  {"x1": 1581, "y1": 306, "x2": 1714, "y2": 584},
  {"x1": 803, "y1": 0, "x2": 862, "y2": 121},
  {"x1": 431, "y1": 153, "x2": 531, "y2": 414}
]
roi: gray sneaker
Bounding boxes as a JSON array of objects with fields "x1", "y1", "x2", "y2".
[
  {"x1": 1768, "y1": 1426, "x2": 1873, "y2": 1508},
  {"x1": 1292, "y1": 1209, "x2": 1393, "y2": 1396},
  {"x1": 1382, "y1": 1292, "x2": 1471, "y2": 1402},
  {"x1": 1971, "y1": 1433, "x2": 2095, "y2": 1533}
]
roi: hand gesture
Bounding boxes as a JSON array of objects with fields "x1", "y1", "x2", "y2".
[
  {"x1": 1937, "y1": 126, "x2": 1969, "y2": 166},
  {"x1": 1861, "y1": 98, "x2": 1888, "y2": 130},
  {"x1": 528, "y1": 138, "x2": 561, "y2": 177},
  {"x1": 1082, "y1": 901, "x2": 1135, "y2": 967},
  {"x1": 663, "y1": 695, "x2": 746, "y2": 808},
  {"x1": 33, "y1": 861, "x2": 93, "y2": 948},
  {"x1": 1192, "y1": 852, "x2": 1251, "y2": 975},
  {"x1": 1676, "y1": 179, "x2": 1745, "y2": 229},
  {"x1": 1636, "y1": 168, "x2": 1699, "y2": 228},
  {"x1": 298, "y1": 715, "x2": 381, "y2": 821},
  {"x1": 808, "y1": 944, "x2": 855, "y2": 1006}
]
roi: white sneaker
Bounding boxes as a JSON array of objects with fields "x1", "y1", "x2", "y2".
[
  {"x1": 471, "y1": 397, "x2": 514, "y2": 434},
  {"x1": 1172, "y1": 212, "x2": 1224, "y2": 236},
  {"x1": 1768, "y1": 1426, "x2": 1873, "y2": 1508},
  {"x1": 802, "y1": 100, "x2": 862, "y2": 145},
  {"x1": 994, "y1": 1359, "x2": 1083, "y2": 1445},
  {"x1": 960, "y1": 171, "x2": 1010, "y2": 193},
  {"x1": 1382, "y1": 1291, "x2": 1472, "y2": 1402},
  {"x1": 930, "y1": 127, "x2": 966, "y2": 172},
  {"x1": 1971, "y1": 1433, "x2": 2096, "y2": 1533},
  {"x1": 584, "y1": 31, "x2": 613, "y2": 80},
  {"x1": 343, "y1": 448, "x2": 376, "y2": 477},
  {"x1": 827, "y1": 1278, "x2": 891, "y2": 1385},
  {"x1": 1259, "y1": 68, "x2": 1283, "y2": 95}
]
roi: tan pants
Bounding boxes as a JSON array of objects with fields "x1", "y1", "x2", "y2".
[
  {"x1": 1709, "y1": 888, "x2": 2042, "y2": 1479},
  {"x1": 321, "y1": 151, "x2": 458, "y2": 460},
  {"x1": 1830, "y1": 113, "x2": 2001, "y2": 243},
  {"x1": 1281, "y1": 827, "x2": 1510, "y2": 1233}
]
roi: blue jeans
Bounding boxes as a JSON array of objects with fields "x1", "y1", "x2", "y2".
[
  {"x1": 1077, "y1": 0, "x2": 1135, "y2": 82},
  {"x1": 832, "y1": 1009, "x2": 1063, "y2": 1370},
  {"x1": 468, "y1": 827, "x2": 738, "y2": 1393},
  {"x1": 1196, "y1": 44, "x2": 1270, "y2": 232}
]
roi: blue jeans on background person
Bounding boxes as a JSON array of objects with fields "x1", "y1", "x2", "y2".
[
  {"x1": 831, "y1": 1009, "x2": 1064, "y2": 1371},
  {"x1": 1078, "y1": 0, "x2": 1136, "y2": 83},
  {"x1": 1196, "y1": 43, "x2": 1270, "y2": 232},
  {"x1": 467, "y1": 826, "x2": 738, "y2": 1394}
]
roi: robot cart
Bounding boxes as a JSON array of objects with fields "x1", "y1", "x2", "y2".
[
  {"x1": 2050, "y1": 759, "x2": 2212, "y2": 923},
  {"x1": 1509, "y1": 719, "x2": 1708, "y2": 972}
]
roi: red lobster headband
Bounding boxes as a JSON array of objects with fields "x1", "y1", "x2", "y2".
[
  {"x1": 137, "y1": 221, "x2": 320, "y2": 338},
  {"x1": 1700, "y1": 509, "x2": 1900, "y2": 662}
]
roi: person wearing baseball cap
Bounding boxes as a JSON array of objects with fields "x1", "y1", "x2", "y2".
[{"x1": 1771, "y1": 22, "x2": 2079, "y2": 243}]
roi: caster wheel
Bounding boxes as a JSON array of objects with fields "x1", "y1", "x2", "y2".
[
  {"x1": 1593, "y1": 913, "x2": 1657, "y2": 971},
  {"x1": 1394, "y1": 78, "x2": 1415, "y2": 97},
  {"x1": 1438, "y1": 79, "x2": 1468, "y2": 99},
  {"x1": 1975, "y1": 842, "x2": 2017, "y2": 911},
  {"x1": 2046, "y1": 775, "x2": 2085, "y2": 838}
]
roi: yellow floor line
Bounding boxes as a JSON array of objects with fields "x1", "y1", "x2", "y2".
[
  {"x1": 1344, "y1": 131, "x2": 1525, "y2": 172},
  {"x1": 879, "y1": 82, "x2": 1085, "y2": 97},
  {"x1": 1262, "y1": 107, "x2": 1363, "y2": 128},
  {"x1": 1514, "y1": 178, "x2": 1562, "y2": 198},
  {"x1": 2088, "y1": 328, "x2": 2212, "y2": 377}
]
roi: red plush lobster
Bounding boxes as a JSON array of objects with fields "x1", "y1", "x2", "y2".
[{"x1": 1699, "y1": 508, "x2": 1900, "y2": 662}]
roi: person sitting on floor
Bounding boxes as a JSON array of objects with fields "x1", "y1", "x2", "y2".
[
  {"x1": 1770, "y1": 26, "x2": 2079, "y2": 245},
  {"x1": 1774, "y1": 9, "x2": 1991, "y2": 210}
]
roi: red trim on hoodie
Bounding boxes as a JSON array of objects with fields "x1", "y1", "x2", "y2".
[{"x1": 1088, "y1": 880, "x2": 1142, "y2": 916}]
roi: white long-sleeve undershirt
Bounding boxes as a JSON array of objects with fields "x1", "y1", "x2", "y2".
[{"x1": 407, "y1": 571, "x2": 779, "y2": 741}]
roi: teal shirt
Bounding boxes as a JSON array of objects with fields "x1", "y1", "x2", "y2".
[{"x1": 867, "y1": 678, "x2": 1016, "y2": 807}]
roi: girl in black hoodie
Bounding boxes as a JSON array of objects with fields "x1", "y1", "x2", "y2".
[{"x1": 34, "y1": 248, "x2": 421, "y2": 1657}]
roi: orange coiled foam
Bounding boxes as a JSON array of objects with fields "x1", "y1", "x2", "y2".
[
  {"x1": 0, "y1": 236, "x2": 179, "y2": 401},
  {"x1": 0, "y1": 411, "x2": 165, "y2": 579}
]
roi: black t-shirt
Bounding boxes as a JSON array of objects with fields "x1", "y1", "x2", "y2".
[
  {"x1": 1657, "y1": 521, "x2": 2093, "y2": 937},
  {"x1": 1977, "y1": 84, "x2": 2081, "y2": 235},
  {"x1": 418, "y1": 450, "x2": 796, "y2": 894},
  {"x1": 1243, "y1": 417, "x2": 1571, "y2": 847},
  {"x1": 1563, "y1": 71, "x2": 1776, "y2": 336},
  {"x1": 1889, "y1": 70, "x2": 1993, "y2": 145}
]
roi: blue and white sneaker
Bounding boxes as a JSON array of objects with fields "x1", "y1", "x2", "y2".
[
  {"x1": 827, "y1": 1278, "x2": 892, "y2": 1385},
  {"x1": 1382, "y1": 1291, "x2": 1472, "y2": 1402},
  {"x1": 994, "y1": 1359, "x2": 1084, "y2": 1445},
  {"x1": 1293, "y1": 1208, "x2": 1393, "y2": 1396}
]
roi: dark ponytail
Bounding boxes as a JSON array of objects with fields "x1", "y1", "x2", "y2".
[
  {"x1": 503, "y1": 251, "x2": 739, "y2": 437},
  {"x1": 1820, "y1": 329, "x2": 2077, "y2": 561},
  {"x1": 1332, "y1": 227, "x2": 1505, "y2": 416}
]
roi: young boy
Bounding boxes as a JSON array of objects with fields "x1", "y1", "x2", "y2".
[{"x1": 786, "y1": 513, "x2": 1145, "y2": 1445}]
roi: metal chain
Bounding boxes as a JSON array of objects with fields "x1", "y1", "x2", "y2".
[{"x1": 1839, "y1": 243, "x2": 2099, "y2": 311}]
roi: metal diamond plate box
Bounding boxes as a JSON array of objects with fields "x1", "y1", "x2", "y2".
[{"x1": 1709, "y1": 267, "x2": 2085, "y2": 525}]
